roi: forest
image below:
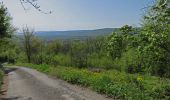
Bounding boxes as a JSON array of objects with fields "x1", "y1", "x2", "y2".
[{"x1": 0, "y1": 0, "x2": 170, "y2": 99}]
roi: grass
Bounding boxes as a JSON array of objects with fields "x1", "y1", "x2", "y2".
[
  {"x1": 0, "y1": 65, "x2": 4, "y2": 94},
  {"x1": 0, "y1": 70, "x2": 3, "y2": 87},
  {"x1": 15, "y1": 63, "x2": 170, "y2": 100}
]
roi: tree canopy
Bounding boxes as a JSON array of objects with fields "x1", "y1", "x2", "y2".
[{"x1": 0, "y1": 3, "x2": 16, "y2": 63}]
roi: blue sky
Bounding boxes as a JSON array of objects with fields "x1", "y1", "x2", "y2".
[{"x1": 4, "y1": 0, "x2": 150, "y2": 31}]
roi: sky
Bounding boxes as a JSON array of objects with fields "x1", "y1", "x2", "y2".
[{"x1": 3, "y1": 0, "x2": 150, "y2": 31}]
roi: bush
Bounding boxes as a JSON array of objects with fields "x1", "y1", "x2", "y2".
[
  {"x1": 51, "y1": 54, "x2": 71, "y2": 67},
  {"x1": 88, "y1": 53, "x2": 114, "y2": 69},
  {"x1": 113, "y1": 48, "x2": 143, "y2": 73},
  {"x1": 16, "y1": 52, "x2": 27, "y2": 63}
]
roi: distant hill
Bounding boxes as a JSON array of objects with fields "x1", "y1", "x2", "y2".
[{"x1": 17, "y1": 28, "x2": 118, "y2": 40}]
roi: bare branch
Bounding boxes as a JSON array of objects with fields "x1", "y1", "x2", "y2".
[
  {"x1": 20, "y1": 0, "x2": 27, "y2": 11},
  {"x1": 20, "y1": 0, "x2": 52, "y2": 14}
]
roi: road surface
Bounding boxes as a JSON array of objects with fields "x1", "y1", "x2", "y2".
[{"x1": 3, "y1": 67, "x2": 112, "y2": 100}]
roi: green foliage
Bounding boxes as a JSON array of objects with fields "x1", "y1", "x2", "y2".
[
  {"x1": 88, "y1": 53, "x2": 113, "y2": 69},
  {"x1": 138, "y1": 0, "x2": 170, "y2": 77},
  {"x1": 22, "y1": 26, "x2": 35, "y2": 63},
  {"x1": 105, "y1": 0, "x2": 170, "y2": 78},
  {"x1": 138, "y1": 30, "x2": 170, "y2": 77},
  {"x1": 17, "y1": 52, "x2": 27, "y2": 63},
  {"x1": 0, "y1": 4, "x2": 15, "y2": 63},
  {"x1": 17, "y1": 33, "x2": 114, "y2": 70},
  {"x1": 0, "y1": 67, "x2": 4, "y2": 89},
  {"x1": 0, "y1": 4, "x2": 13, "y2": 38},
  {"x1": 106, "y1": 25, "x2": 142, "y2": 74},
  {"x1": 70, "y1": 41, "x2": 88, "y2": 68},
  {"x1": 46, "y1": 40, "x2": 63, "y2": 55},
  {"x1": 107, "y1": 25, "x2": 136, "y2": 60},
  {"x1": 113, "y1": 48, "x2": 143, "y2": 73},
  {"x1": 51, "y1": 54, "x2": 71, "y2": 67},
  {"x1": 107, "y1": 32, "x2": 124, "y2": 60},
  {"x1": 0, "y1": 39, "x2": 18, "y2": 63},
  {"x1": 87, "y1": 37, "x2": 107, "y2": 54},
  {"x1": 120, "y1": 25, "x2": 133, "y2": 35}
]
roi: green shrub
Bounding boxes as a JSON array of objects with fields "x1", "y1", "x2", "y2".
[
  {"x1": 51, "y1": 54, "x2": 71, "y2": 67},
  {"x1": 113, "y1": 48, "x2": 143, "y2": 73},
  {"x1": 17, "y1": 52, "x2": 27, "y2": 63},
  {"x1": 90, "y1": 75, "x2": 112, "y2": 93},
  {"x1": 88, "y1": 53, "x2": 114, "y2": 69}
]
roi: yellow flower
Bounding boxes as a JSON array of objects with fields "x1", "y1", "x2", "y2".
[{"x1": 137, "y1": 76, "x2": 143, "y2": 82}]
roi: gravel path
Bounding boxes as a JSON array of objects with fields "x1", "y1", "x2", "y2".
[{"x1": 3, "y1": 67, "x2": 112, "y2": 100}]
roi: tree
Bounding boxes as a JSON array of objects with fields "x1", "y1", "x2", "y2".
[
  {"x1": 139, "y1": 0, "x2": 170, "y2": 77},
  {"x1": 107, "y1": 32, "x2": 124, "y2": 60},
  {"x1": 0, "y1": 3, "x2": 15, "y2": 63},
  {"x1": 22, "y1": 26, "x2": 34, "y2": 63},
  {"x1": 46, "y1": 40, "x2": 62, "y2": 55},
  {"x1": 30, "y1": 37, "x2": 44, "y2": 64},
  {"x1": 120, "y1": 25, "x2": 133, "y2": 36},
  {"x1": 0, "y1": 3, "x2": 15, "y2": 39},
  {"x1": 107, "y1": 25, "x2": 134, "y2": 60},
  {"x1": 71, "y1": 41, "x2": 88, "y2": 68}
]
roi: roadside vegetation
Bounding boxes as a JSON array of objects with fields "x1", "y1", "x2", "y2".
[
  {"x1": 1, "y1": 0, "x2": 170, "y2": 99},
  {"x1": 16, "y1": 63, "x2": 170, "y2": 99},
  {"x1": 0, "y1": 3, "x2": 15, "y2": 93},
  {"x1": 0, "y1": 68, "x2": 4, "y2": 89}
]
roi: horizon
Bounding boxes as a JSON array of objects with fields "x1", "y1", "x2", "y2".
[
  {"x1": 16, "y1": 27, "x2": 116, "y2": 35},
  {"x1": 36, "y1": 27, "x2": 116, "y2": 32},
  {"x1": 4, "y1": 0, "x2": 150, "y2": 31}
]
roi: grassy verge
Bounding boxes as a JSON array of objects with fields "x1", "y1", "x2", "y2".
[
  {"x1": 16, "y1": 63, "x2": 170, "y2": 100},
  {"x1": 0, "y1": 64, "x2": 4, "y2": 98},
  {"x1": 0, "y1": 70, "x2": 3, "y2": 87}
]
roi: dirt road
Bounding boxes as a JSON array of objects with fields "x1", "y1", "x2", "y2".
[{"x1": 3, "y1": 67, "x2": 111, "y2": 100}]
